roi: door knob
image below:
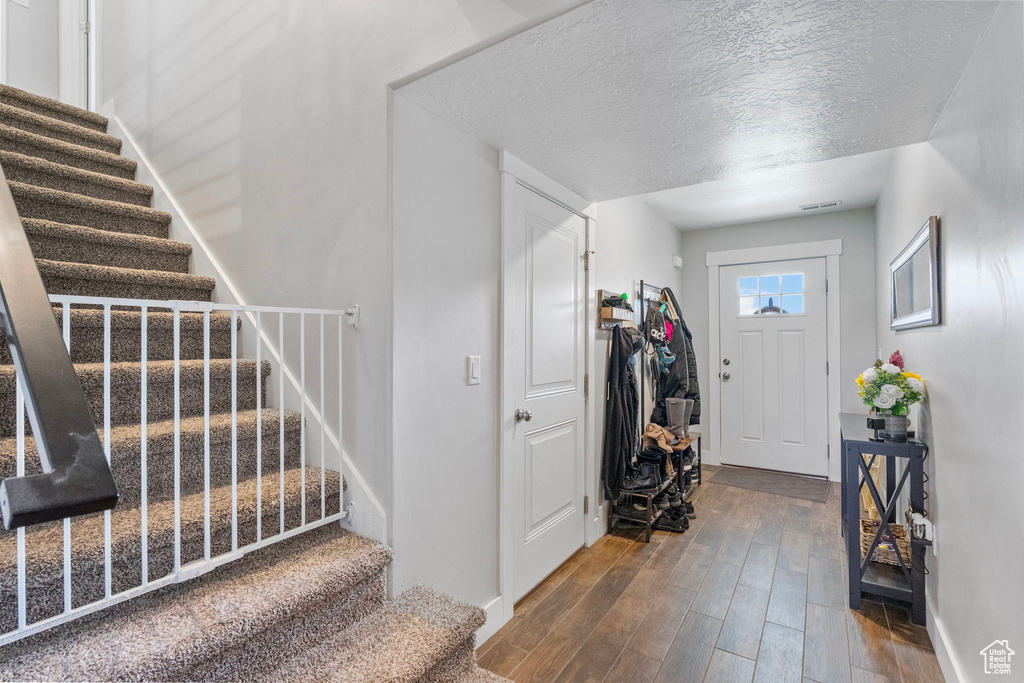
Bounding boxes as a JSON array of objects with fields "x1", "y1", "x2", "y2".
[
  {"x1": 722, "y1": 358, "x2": 731, "y2": 365},
  {"x1": 722, "y1": 372, "x2": 731, "y2": 381},
  {"x1": 515, "y1": 409, "x2": 533, "y2": 422}
]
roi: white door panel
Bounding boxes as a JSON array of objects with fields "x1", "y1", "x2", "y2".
[
  {"x1": 719, "y1": 258, "x2": 828, "y2": 476},
  {"x1": 509, "y1": 182, "x2": 586, "y2": 601}
]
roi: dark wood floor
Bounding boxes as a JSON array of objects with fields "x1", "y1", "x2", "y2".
[{"x1": 477, "y1": 466, "x2": 944, "y2": 683}]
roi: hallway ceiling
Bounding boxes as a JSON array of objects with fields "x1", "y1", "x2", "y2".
[
  {"x1": 397, "y1": 0, "x2": 998, "y2": 202},
  {"x1": 642, "y1": 147, "x2": 897, "y2": 231}
]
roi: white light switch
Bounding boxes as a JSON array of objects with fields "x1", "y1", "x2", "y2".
[{"x1": 467, "y1": 356, "x2": 481, "y2": 386}]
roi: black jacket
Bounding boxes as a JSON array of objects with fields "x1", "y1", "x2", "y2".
[
  {"x1": 650, "y1": 287, "x2": 701, "y2": 426},
  {"x1": 601, "y1": 325, "x2": 639, "y2": 501}
]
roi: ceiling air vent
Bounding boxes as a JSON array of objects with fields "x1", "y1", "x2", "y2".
[{"x1": 800, "y1": 200, "x2": 843, "y2": 211}]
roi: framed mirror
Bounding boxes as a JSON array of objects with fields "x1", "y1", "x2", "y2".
[{"x1": 890, "y1": 216, "x2": 941, "y2": 330}]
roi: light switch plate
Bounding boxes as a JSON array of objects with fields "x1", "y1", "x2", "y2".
[{"x1": 467, "y1": 356, "x2": 481, "y2": 386}]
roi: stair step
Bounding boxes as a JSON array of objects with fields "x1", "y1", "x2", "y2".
[
  {"x1": 0, "y1": 84, "x2": 108, "y2": 133},
  {"x1": 256, "y1": 585, "x2": 487, "y2": 683},
  {"x1": 23, "y1": 218, "x2": 190, "y2": 273},
  {"x1": 1, "y1": 151, "x2": 152, "y2": 206},
  {"x1": 0, "y1": 495, "x2": 369, "y2": 661},
  {"x1": 0, "y1": 103, "x2": 121, "y2": 154},
  {"x1": 0, "y1": 308, "x2": 235, "y2": 364},
  {"x1": 0, "y1": 124, "x2": 135, "y2": 179},
  {"x1": 0, "y1": 408, "x2": 304, "y2": 509},
  {"x1": 37, "y1": 259, "x2": 215, "y2": 301},
  {"x1": 0, "y1": 358, "x2": 270, "y2": 437},
  {"x1": 10, "y1": 182, "x2": 170, "y2": 238}
]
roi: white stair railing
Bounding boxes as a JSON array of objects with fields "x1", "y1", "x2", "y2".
[{"x1": 0, "y1": 293, "x2": 356, "y2": 645}]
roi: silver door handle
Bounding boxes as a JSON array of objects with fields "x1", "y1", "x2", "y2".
[
  {"x1": 722, "y1": 372, "x2": 731, "y2": 381},
  {"x1": 515, "y1": 409, "x2": 533, "y2": 422}
]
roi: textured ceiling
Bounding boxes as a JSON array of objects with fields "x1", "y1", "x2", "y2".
[
  {"x1": 398, "y1": 0, "x2": 998, "y2": 201},
  {"x1": 642, "y1": 147, "x2": 897, "y2": 231}
]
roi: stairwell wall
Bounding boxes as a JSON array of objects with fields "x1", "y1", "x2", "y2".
[
  {"x1": 95, "y1": 0, "x2": 587, "y2": 551},
  {"x1": 872, "y1": 3, "x2": 1024, "y2": 680}
]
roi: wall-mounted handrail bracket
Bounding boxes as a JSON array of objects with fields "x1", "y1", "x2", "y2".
[
  {"x1": 0, "y1": 164, "x2": 119, "y2": 530},
  {"x1": 344, "y1": 305, "x2": 359, "y2": 329}
]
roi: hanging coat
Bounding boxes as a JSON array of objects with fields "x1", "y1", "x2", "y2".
[
  {"x1": 651, "y1": 287, "x2": 701, "y2": 426},
  {"x1": 601, "y1": 325, "x2": 640, "y2": 501}
]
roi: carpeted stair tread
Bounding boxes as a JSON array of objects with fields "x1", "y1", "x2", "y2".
[
  {"x1": 257, "y1": 585, "x2": 486, "y2": 682},
  {"x1": 1, "y1": 151, "x2": 152, "y2": 205},
  {"x1": 23, "y1": 218, "x2": 190, "y2": 272},
  {"x1": 0, "y1": 102, "x2": 121, "y2": 153},
  {"x1": 0, "y1": 308, "x2": 236, "y2": 364},
  {"x1": 36, "y1": 258, "x2": 214, "y2": 300},
  {"x1": 10, "y1": 181, "x2": 171, "y2": 237},
  {"x1": 0, "y1": 408, "x2": 304, "y2": 508},
  {"x1": 0, "y1": 524, "x2": 392, "y2": 682},
  {"x1": 0, "y1": 358, "x2": 270, "y2": 437},
  {"x1": 0, "y1": 84, "x2": 108, "y2": 132},
  {"x1": 0, "y1": 466, "x2": 346, "y2": 631},
  {"x1": 0, "y1": 123, "x2": 135, "y2": 179}
]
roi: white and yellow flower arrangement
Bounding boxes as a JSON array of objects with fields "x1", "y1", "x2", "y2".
[{"x1": 856, "y1": 350, "x2": 925, "y2": 416}]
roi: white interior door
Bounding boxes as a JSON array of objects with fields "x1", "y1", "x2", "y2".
[
  {"x1": 0, "y1": 0, "x2": 88, "y2": 107},
  {"x1": 719, "y1": 258, "x2": 828, "y2": 477},
  {"x1": 507, "y1": 181, "x2": 586, "y2": 602}
]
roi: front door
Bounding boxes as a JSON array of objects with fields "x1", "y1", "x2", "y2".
[
  {"x1": 719, "y1": 258, "x2": 828, "y2": 477},
  {"x1": 506, "y1": 181, "x2": 586, "y2": 601}
]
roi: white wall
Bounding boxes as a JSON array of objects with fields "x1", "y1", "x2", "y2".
[
  {"x1": 589, "y1": 195, "x2": 686, "y2": 511},
  {"x1": 3, "y1": 0, "x2": 60, "y2": 99},
  {"x1": 675, "y1": 208, "x2": 877, "y2": 467},
  {"x1": 96, "y1": 0, "x2": 587, "y2": 548},
  {"x1": 873, "y1": 3, "x2": 1024, "y2": 680},
  {"x1": 391, "y1": 93, "x2": 502, "y2": 612}
]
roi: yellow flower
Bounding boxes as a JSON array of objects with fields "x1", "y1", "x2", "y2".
[
  {"x1": 904, "y1": 371, "x2": 922, "y2": 380},
  {"x1": 856, "y1": 374, "x2": 864, "y2": 388}
]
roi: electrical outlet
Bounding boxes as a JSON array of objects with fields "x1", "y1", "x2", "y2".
[{"x1": 467, "y1": 356, "x2": 481, "y2": 386}]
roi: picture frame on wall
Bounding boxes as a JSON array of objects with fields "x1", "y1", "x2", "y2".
[{"x1": 890, "y1": 216, "x2": 941, "y2": 330}]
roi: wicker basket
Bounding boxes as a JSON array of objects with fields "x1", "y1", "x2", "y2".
[{"x1": 860, "y1": 519, "x2": 911, "y2": 566}]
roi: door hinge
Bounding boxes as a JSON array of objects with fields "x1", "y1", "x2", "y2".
[
  {"x1": 583, "y1": 250, "x2": 594, "y2": 271},
  {"x1": 825, "y1": 279, "x2": 829, "y2": 293},
  {"x1": 584, "y1": 373, "x2": 590, "y2": 397},
  {"x1": 826, "y1": 361, "x2": 830, "y2": 375},
  {"x1": 584, "y1": 495, "x2": 589, "y2": 515},
  {"x1": 79, "y1": 20, "x2": 91, "y2": 34}
]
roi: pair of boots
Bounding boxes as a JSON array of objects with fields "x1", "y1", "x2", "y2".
[
  {"x1": 620, "y1": 452, "x2": 661, "y2": 491},
  {"x1": 643, "y1": 423, "x2": 679, "y2": 453},
  {"x1": 666, "y1": 398, "x2": 695, "y2": 438}
]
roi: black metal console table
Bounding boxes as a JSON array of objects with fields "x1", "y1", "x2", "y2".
[{"x1": 840, "y1": 413, "x2": 930, "y2": 626}]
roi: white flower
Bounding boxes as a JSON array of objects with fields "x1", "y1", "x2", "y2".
[
  {"x1": 880, "y1": 363, "x2": 901, "y2": 375},
  {"x1": 862, "y1": 367, "x2": 878, "y2": 383},
  {"x1": 907, "y1": 377, "x2": 924, "y2": 393},
  {"x1": 874, "y1": 383, "x2": 905, "y2": 409}
]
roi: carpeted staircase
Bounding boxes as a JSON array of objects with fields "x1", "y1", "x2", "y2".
[{"x1": 0, "y1": 85, "x2": 501, "y2": 682}]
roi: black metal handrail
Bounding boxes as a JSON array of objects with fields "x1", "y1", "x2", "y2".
[{"x1": 0, "y1": 164, "x2": 118, "y2": 529}]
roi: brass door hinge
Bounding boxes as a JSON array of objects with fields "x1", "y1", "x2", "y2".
[{"x1": 584, "y1": 495, "x2": 589, "y2": 515}]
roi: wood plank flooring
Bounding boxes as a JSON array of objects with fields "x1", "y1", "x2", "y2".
[{"x1": 477, "y1": 466, "x2": 943, "y2": 682}]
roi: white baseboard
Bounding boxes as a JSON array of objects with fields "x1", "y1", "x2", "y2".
[
  {"x1": 102, "y1": 106, "x2": 388, "y2": 545},
  {"x1": 476, "y1": 595, "x2": 507, "y2": 646},
  {"x1": 927, "y1": 594, "x2": 966, "y2": 683}
]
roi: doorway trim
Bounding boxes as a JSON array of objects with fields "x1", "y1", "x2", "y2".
[
  {"x1": 498, "y1": 151, "x2": 595, "y2": 630},
  {"x1": 706, "y1": 239, "x2": 843, "y2": 481}
]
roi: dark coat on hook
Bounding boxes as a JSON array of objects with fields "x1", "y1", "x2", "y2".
[
  {"x1": 651, "y1": 287, "x2": 701, "y2": 426},
  {"x1": 601, "y1": 325, "x2": 640, "y2": 501}
]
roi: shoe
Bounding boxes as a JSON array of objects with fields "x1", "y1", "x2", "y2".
[
  {"x1": 666, "y1": 484, "x2": 683, "y2": 508},
  {"x1": 621, "y1": 461, "x2": 660, "y2": 491},
  {"x1": 653, "y1": 508, "x2": 689, "y2": 533},
  {"x1": 681, "y1": 399, "x2": 695, "y2": 437},
  {"x1": 613, "y1": 504, "x2": 650, "y2": 523},
  {"x1": 639, "y1": 448, "x2": 669, "y2": 481},
  {"x1": 653, "y1": 492, "x2": 670, "y2": 510},
  {"x1": 665, "y1": 505, "x2": 691, "y2": 528},
  {"x1": 665, "y1": 398, "x2": 686, "y2": 438},
  {"x1": 684, "y1": 500, "x2": 696, "y2": 519}
]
